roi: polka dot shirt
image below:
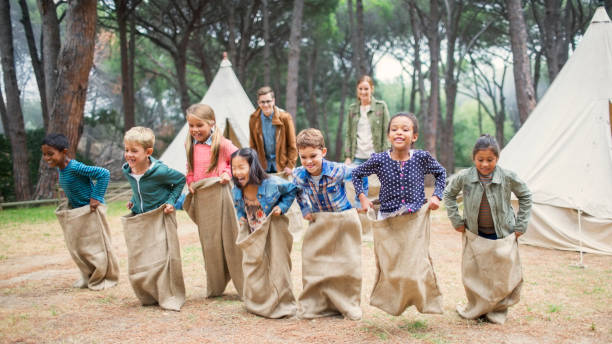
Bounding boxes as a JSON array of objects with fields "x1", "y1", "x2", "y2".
[{"x1": 351, "y1": 150, "x2": 447, "y2": 214}]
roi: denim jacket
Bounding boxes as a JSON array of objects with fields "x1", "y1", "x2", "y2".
[
  {"x1": 232, "y1": 175, "x2": 297, "y2": 220},
  {"x1": 443, "y1": 166, "x2": 532, "y2": 238}
]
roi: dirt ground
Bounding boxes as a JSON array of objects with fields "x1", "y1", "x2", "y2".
[{"x1": 0, "y1": 206, "x2": 610, "y2": 344}]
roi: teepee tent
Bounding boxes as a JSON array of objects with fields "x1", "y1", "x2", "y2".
[
  {"x1": 498, "y1": 7, "x2": 612, "y2": 255},
  {"x1": 159, "y1": 56, "x2": 254, "y2": 174}
]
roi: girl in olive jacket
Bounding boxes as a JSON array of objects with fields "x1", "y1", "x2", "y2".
[{"x1": 443, "y1": 134, "x2": 532, "y2": 239}]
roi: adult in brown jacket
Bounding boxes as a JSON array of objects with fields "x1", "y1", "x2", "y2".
[{"x1": 249, "y1": 86, "x2": 298, "y2": 175}]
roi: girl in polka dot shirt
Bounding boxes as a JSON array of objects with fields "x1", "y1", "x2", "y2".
[{"x1": 351, "y1": 113, "x2": 446, "y2": 219}]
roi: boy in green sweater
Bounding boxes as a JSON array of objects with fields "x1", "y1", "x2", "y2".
[{"x1": 122, "y1": 127, "x2": 185, "y2": 214}]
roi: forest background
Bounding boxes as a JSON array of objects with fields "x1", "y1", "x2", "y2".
[{"x1": 1, "y1": 0, "x2": 610, "y2": 202}]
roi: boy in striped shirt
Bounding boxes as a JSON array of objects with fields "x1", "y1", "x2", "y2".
[{"x1": 42, "y1": 133, "x2": 110, "y2": 210}]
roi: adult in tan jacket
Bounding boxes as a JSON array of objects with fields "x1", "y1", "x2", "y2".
[{"x1": 249, "y1": 86, "x2": 298, "y2": 175}]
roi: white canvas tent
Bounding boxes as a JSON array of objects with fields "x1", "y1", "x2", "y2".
[
  {"x1": 159, "y1": 57, "x2": 254, "y2": 174},
  {"x1": 498, "y1": 7, "x2": 612, "y2": 255}
]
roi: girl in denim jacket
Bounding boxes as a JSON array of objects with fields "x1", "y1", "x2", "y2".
[
  {"x1": 231, "y1": 148, "x2": 297, "y2": 232},
  {"x1": 443, "y1": 134, "x2": 532, "y2": 239}
]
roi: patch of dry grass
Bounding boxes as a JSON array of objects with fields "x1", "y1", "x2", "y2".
[{"x1": 0, "y1": 203, "x2": 610, "y2": 343}]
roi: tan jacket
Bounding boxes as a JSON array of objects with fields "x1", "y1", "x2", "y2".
[{"x1": 249, "y1": 106, "x2": 298, "y2": 171}]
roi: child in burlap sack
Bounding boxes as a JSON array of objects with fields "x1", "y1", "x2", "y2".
[
  {"x1": 231, "y1": 147, "x2": 298, "y2": 318},
  {"x1": 444, "y1": 134, "x2": 532, "y2": 324},
  {"x1": 42, "y1": 133, "x2": 118, "y2": 290},
  {"x1": 231, "y1": 148, "x2": 297, "y2": 233},
  {"x1": 122, "y1": 127, "x2": 186, "y2": 311},
  {"x1": 352, "y1": 113, "x2": 446, "y2": 219},
  {"x1": 352, "y1": 113, "x2": 446, "y2": 316},
  {"x1": 292, "y1": 128, "x2": 363, "y2": 320},
  {"x1": 183, "y1": 103, "x2": 244, "y2": 298}
]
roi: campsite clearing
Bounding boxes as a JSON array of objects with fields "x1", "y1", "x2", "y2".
[{"x1": 0, "y1": 202, "x2": 610, "y2": 343}]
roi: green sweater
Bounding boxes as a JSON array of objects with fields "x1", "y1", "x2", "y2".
[
  {"x1": 122, "y1": 157, "x2": 186, "y2": 214},
  {"x1": 343, "y1": 97, "x2": 391, "y2": 160},
  {"x1": 443, "y1": 166, "x2": 532, "y2": 238}
]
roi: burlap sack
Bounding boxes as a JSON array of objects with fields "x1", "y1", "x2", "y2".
[
  {"x1": 55, "y1": 204, "x2": 119, "y2": 290},
  {"x1": 298, "y1": 208, "x2": 362, "y2": 320},
  {"x1": 346, "y1": 175, "x2": 380, "y2": 238},
  {"x1": 457, "y1": 230, "x2": 523, "y2": 324},
  {"x1": 236, "y1": 214, "x2": 296, "y2": 318},
  {"x1": 369, "y1": 207, "x2": 443, "y2": 315},
  {"x1": 183, "y1": 178, "x2": 244, "y2": 298},
  {"x1": 121, "y1": 206, "x2": 185, "y2": 311}
]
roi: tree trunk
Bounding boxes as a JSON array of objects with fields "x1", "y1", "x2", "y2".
[
  {"x1": 116, "y1": 0, "x2": 135, "y2": 131},
  {"x1": 285, "y1": 0, "x2": 304, "y2": 120},
  {"x1": 37, "y1": 0, "x2": 61, "y2": 119},
  {"x1": 408, "y1": 2, "x2": 428, "y2": 128},
  {"x1": 355, "y1": 0, "x2": 367, "y2": 76},
  {"x1": 507, "y1": 0, "x2": 536, "y2": 125},
  {"x1": 408, "y1": 70, "x2": 416, "y2": 113},
  {"x1": 347, "y1": 0, "x2": 359, "y2": 79},
  {"x1": 35, "y1": 0, "x2": 98, "y2": 200},
  {"x1": 0, "y1": 0, "x2": 32, "y2": 201},
  {"x1": 306, "y1": 45, "x2": 319, "y2": 129},
  {"x1": 335, "y1": 74, "x2": 348, "y2": 161},
  {"x1": 262, "y1": 0, "x2": 271, "y2": 86},
  {"x1": 425, "y1": 0, "x2": 441, "y2": 157},
  {"x1": 18, "y1": 0, "x2": 49, "y2": 130},
  {"x1": 237, "y1": 2, "x2": 255, "y2": 83}
]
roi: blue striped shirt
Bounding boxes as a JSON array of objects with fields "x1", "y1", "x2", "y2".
[
  {"x1": 58, "y1": 159, "x2": 110, "y2": 208},
  {"x1": 292, "y1": 159, "x2": 353, "y2": 216}
]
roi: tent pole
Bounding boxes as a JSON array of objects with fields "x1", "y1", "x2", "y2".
[{"x1": 577, "y1": 209, "x2": 585, "y2": 268}]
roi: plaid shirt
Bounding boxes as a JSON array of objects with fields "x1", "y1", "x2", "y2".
[{"x1": 292, "y1": 159, "x2": 353, "y2": 216}]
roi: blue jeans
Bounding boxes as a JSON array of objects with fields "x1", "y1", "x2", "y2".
[{"x1": 352, "y1": 157, "x2": 369, "y2": 205}]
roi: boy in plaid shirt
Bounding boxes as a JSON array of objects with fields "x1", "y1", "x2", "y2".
[{"x1": 292, "y1": 129, "x2": 353, "y2": 221}]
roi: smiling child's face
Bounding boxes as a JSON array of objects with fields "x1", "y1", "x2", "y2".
[
  {"x1": 124, "y1": 141, "x2": 152, "y2": 172},
  {"x1": 231, "y1": 155, "x2": 251, "y2": 187},
  {"x1": 298, "y1": 146, "x2": 327, "y2": 176},
  {"x1": 473, "y1": 148, "x2": 498, "y2": 176},
  {"x1": 187, "y1": 115, "x2": 214, "y2": 143},
  {"x1": 387, "y1": 116, "x2": 418, "y2": 151},
  {"x1": 42, "y1": 144, "x2": 68, "y2": 168}
]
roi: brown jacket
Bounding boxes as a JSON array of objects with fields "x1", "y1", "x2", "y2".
[{"x1": 249, "y1": 106, "x2": 298, "y2": 171}]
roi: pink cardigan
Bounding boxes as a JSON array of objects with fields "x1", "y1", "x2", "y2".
[{"x1": 186, "y1": 137, "x2": 238, "y2": 185}]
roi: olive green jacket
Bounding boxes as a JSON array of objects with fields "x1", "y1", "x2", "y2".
[
  {"x1": 443, "y1": 166, "x2": 532, "y2": 238},
  {"x1": 343, "y1": 97, "x2": 390, "y2": 160}
]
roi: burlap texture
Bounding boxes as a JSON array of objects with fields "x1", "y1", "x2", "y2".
[
  {"x1": 298, "y1": 208, "x2": 362, "y2": 320},
  {"x1": 369, "y1": 207, "x2": 443, "y2": 315},
  {"x1": 236, "y1": 214, "x2": 296, "y2": 318},
  {"x1": 121, "y1": 206, "x2": 185, "y2": 311},
  {"x1": 457, "y1": 230, "x2": 523, "y2": 324},
  {"x1": 183, "y1": 177, "x2": 244, "y2": 298},
  {"x1": 55, "y1": 204, "x2": 119, "y2": 290}
]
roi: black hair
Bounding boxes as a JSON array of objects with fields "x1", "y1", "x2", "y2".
[
  {"x1": 42, "y1": 133, "x2": 70, "y2": 151},
  {"x1": 387, "y1": 112, "x2": 419, "y2": 134},
  {"x1": 230, "y1": 148, "x2": 269, "y2": 188},
  {"x1": 472, "y1": 134, "x2": 500, "y2": 158}
]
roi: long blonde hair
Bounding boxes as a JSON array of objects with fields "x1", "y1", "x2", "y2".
[{"x1": 185, "y1": 104, "x2": 223, "y2": 174}]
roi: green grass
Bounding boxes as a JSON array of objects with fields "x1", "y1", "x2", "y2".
[
  {"x1": 0, "y1": 204, "x2": 58, "y2": 227},
  {"x1": 547, "y1": 304, "x2": 562, "y2": 313},
  {"x1": 0, "y1": 200, "x2": 128, "y2": 227},
  {"x1": 399, "y1": 319, "x2": 428, "y2": 332}
]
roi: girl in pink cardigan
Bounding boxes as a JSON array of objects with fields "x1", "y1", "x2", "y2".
[{"x1": 185, "y1": 104, "x2": 238, "y2": 190}]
